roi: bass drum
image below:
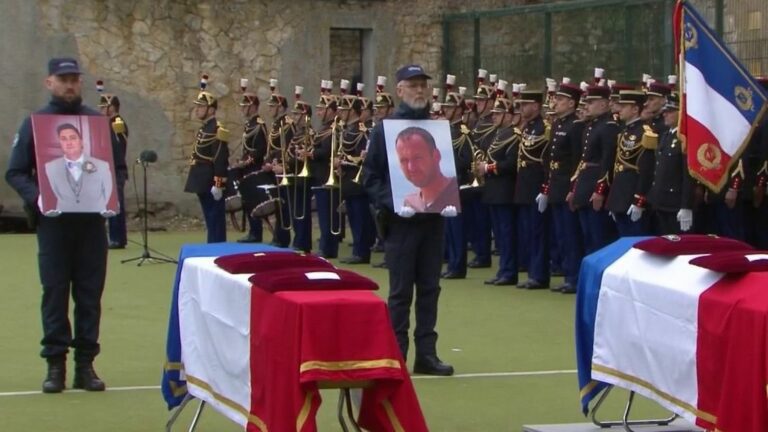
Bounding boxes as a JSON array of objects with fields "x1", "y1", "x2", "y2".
[
  {"x1": 240, "y1": 171, "x2": 278, "y2": 218},
  {"x1": 224, "y1": 167, "x2": 243, "y2": 213}
]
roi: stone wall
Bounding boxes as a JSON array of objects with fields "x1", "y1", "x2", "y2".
[{"x1": 0, "y1": 0, "x2": 546, "y2": 214}]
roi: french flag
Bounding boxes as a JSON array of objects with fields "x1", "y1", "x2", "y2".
[
  {"x1": 675, "y1": 1, "x2": 767, "y2": 192},
  {"x1": 576, "y1": 236, "x2": 768, "y2": 432}
]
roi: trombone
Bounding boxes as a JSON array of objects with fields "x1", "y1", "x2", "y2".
[
  {"x1": 323, "y1": 117, "x2": 343, "y2": 235},
  {"x1": 274, "y1": 118, "x2": 293, "y2": 230},
  {"x1": 292, "y1": 115, "x2": 312, "y2": 220}
]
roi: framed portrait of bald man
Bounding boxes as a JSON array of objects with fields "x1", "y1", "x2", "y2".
[
  {"x1": 383, "y1": 119, "x2": 461, "y2": 214},
  {"x1": 31, "y1": 114, "x2": 117, "y2": 214}
]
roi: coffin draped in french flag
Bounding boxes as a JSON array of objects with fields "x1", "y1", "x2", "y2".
[{"x1": 576, "y1": 235, "x2": 768, "y2": 432}]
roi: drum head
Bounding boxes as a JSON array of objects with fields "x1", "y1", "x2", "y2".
[
  {"x1": 225, "y1": 194, "x2": 242, "y2": 213},
  {"x1": 251, "y1": 199, "x2": 278, "y2": 218}
]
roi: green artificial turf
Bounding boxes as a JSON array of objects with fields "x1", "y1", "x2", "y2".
[{"x1": 0, "y1": 230, "x2": 671, "y2": 431}]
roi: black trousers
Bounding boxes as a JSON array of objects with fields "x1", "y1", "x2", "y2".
[
  {"x1": 385, "y1": 216, "x2": 444, "y2": 361},
  {"x1": 36, "y1": 214, "x2": 107, "y2": 363}
]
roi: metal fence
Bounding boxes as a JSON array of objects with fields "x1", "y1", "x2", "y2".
[{"x1": 442, "y1": 0, "x2": 767, "y2": 89}]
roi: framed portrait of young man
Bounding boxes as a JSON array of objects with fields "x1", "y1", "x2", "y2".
[
  {"x1": 32, "y1": 114, "x2": 117, "y2": 214},
  {"x1": 383, "y1": 119, "x2": 461, "y2": 214}
]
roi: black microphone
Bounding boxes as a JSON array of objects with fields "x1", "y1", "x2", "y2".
[{"x1": 137, "y1": 149, "x2": 158, "y2": 164}]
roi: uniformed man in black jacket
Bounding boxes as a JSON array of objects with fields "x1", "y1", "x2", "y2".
[
  {"x1": 537, "y1": 82, "x2": 585, "y2": 293},
  {"x1": 310, "y1": 92, "x2": 342, "y2": 258},
  {"x1": 264, "y1": 81, "x2": 293, "y2": 247},
  {"x1": 286, "y1": 92, "x2": 314, "y2": 252},
  {"x1": 567, "y1": 85, "x2": 620, "y2": 254},
  {"x1": 647, "y1": 93, "x2": 695, "y2": 235},
  {"x1": 606, "y1": 90, "x2": 656, "y2": 236},
  {"x1": 235, "y1": 80, "x2": 270, "y2": 243},
  {"x1": 97, "y1": 82, "x2": 129, "y2": 249},
  {"x1": 184, "y1": 75, "x2": 230, "y2": 243},
  {"x1": 5, "y1": 57, "x2": 107, "y2": 393},
  {"x1": 362, "y1": 64, "x2": 454, "y2": 376},
  {"x1": 441, "y1": 90, "x2": 473, "y2": 279},
  {"x1": 643, "y1": 81, "x2": 672, "y2": 136},
  {"x1": 338, "y1": 86, "x2": 375, "y2": 264},
  {"x1": 466, "y1": 77, "x2": 497, "y2": 269},
  {"x1": 515, "y1": 89, "x2": 551, "y2": 289},
  {"x1": 478, "y1": 96, "x2": 520, "y2": 286}
]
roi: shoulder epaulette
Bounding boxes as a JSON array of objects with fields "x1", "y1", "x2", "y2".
[
  {"x1": 460, "y1": 124, "x2": 471, "y2": 135},
  {"x1": 216, "y1": 123, "x2": 230, "y2": 142},
  {"x1": 640, "y1": 124, "x2": 658, "y2": 150},
  {"x1": 112, "y1": 116, "x2": 126, "y2": 134}
]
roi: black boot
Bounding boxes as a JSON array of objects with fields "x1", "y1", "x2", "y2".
[
  {"x1": 73, "y1": 362, "x2": 106, "y2": 391},
  {"x1": 413, "y1": 355, "x2": 454, "y2": 376},
  {"x1": 42, "y1": 360, "x2": 66, "y2": 393}
]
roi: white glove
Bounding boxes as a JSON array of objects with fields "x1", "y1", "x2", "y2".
[
  {"x1": 396, "y1": 205, "x2": 415, "y2": 218},
  {"x1": 210, "y1": 186, "x2": 224, "y2": 201},
  {"x1": 535, "y1": 193, "x2": 548, "y2": 213},
  {"x1": 440, "y1": 205, "x2": 458, "y2": 217},
  {"x1": 101, "y1": 210, "x2": 117, "y2": 218},
  {"x1": 627, "y1": 204, "x2": 644, "y2": 222},
  {"x1": 677, "y1": 208, "x2": 693, "y2": 232},
  {"x1": 44, "y1": 209, "x2": 62, "y2": 217}
]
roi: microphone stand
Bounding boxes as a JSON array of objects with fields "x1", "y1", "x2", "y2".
[{"x1": 121, "y1": 159, "x2": 177, "y2": 266}]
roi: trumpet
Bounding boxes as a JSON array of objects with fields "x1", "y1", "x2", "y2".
[
  {"x1": 292, "y1": 121, "x2": 312, "y2": 220},
  {"x1": 470, "y1": 144, "x2": 486, "y2": 187}
]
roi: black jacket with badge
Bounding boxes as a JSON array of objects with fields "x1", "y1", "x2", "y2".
[
  {"x1": 606, "y1": 119, "x2": 656, "y2": 213},
  {"x1": 240, "y1": 115, "x2": 268, "y2": 175},
  {"x1": 647, "y1": 127, "x2": 694, "y2": 211},
  {"x1": 482, "y1": 125, "x2": 519, "y2": 205},
  {"x1": 572, "y1": 112, "x2": 620, "y2": 208},
  {"x1": 450, "y1": 121, "x2": 474, "y2": 188},
  {"x1": 514, "y1": 116, "x2": 549, "y2": 204},
  {"x1": 310, "y1": 121, "x2": 334, "y2": 185},
  {"x1": 184, "y1": 117, "x2": 229, "y2": 194},
  {"x1": 546, "y1": 112, "x2": 584, "y2": 203},
  {"x1": 5, "y1": 97, "x2": 102, "y2": 225}
]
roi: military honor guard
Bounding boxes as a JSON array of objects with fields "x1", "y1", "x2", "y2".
[
  {"x1": 567, "y1": 83, "x2": 620, "y2": 254},
  {"x1": 441, "y1": 77, "x2": 473, "y2": 279},
  {"x1": 338, "y1": 83, "x2": 376, "y2": 264},
  {"x1": 538, "y1": 81, "x2": 585, "y2": 293},
  {"x1": 467, "y1": 69, "x2": 497, "y2": 269},
  {"x1": 647, "y1": 92, "x2": 695, "y2": 235},
  {"x1": 234, "y1": 78, "x2": 270, "y2": 243},
  {"x1": 310, "y1": 82, "x2": 342, "y2": 258},
  {"x1": 264, "y1": 79, "x2": 293, "y2": 247},
  {"x1": 286, "y1": 86, "x2": 314, "y2": 252},
  {"x1": 96, "y1": 81, "x2": 129, "y2": 249},
  {"x1": 606, "y1": 90, "x2": 656, "y2": 236},
  {"x1": 477, "y1": 96, "x2": 520, "y2": 286},
  {"x1": 643, "y1": 78, "x2": 673, "y2": 136},
  {"x1": 184, "y1": 74, "x2": 230, "y2": 243},
  {"x1": 515, "y1": 88, "x2": 551, "y2": 289}
]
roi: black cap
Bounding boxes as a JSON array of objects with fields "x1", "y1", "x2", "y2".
[
  {"x1": 663, "y1": 92, "x2": 680, "y2": 111},
  {"x1": 647, "y1": 82, "x2": 672, "y2": 97},
  {"x1": 618, "y1": 90, "x2": 647, "y2": 106},
  {"x1": 584, "y1": 85, "x2": 611, "y2": 100},
  {"x1": 518, "y1": 90, "x2": 544, "y2": 104},
  {"x1": 395, "y1": 64, "x2": 432, "y2": 82},
  {"x1": 48, "y1": 57, "x2": 81, "y2": 76}
]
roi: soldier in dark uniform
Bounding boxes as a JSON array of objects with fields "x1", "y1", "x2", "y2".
[
  {"x1": 184, "y1": 75, "x2": 230, "y2": 243},
  {"x1": 338, "y1": 86, "x2": 376, "y2": 264},
  {"x1": 609, "y1": 83, "x2": 634, "y2": 123},
  {"x1": 310, "y1": 92, "x2": 342, "y2": 258},
  {"x1": 5, "y1": 57, "x2": 107, "y2": 393},
  {"x1": 606, "y1": 90, "x2": 656, "y2": 236},
  {"x1": 287, "y1": 89, "x2": 314, "y2": 252},
  {"x1": 466, "y1": 78, "x2": 497, "y2": 269},
  {"x1": 234, "y1": 79, "x2": 269, "y2": 243},
  {"x1": 515, "y1": 89, "x2": 551, "y2": 289},
  {"x1": 567, "y1": 85, "x2": 620, "y2": 254},
  {"x1": 479, "y1": 97, "x2": 520, "y2": 286},
  {"x1": 538, "y1": 83, "x2": 584, "y2": 294},
  {"x1": 441, "y1": 90, "x2": 473, "y2": 279},
  {"x1": 264, "y1": 79, "x2": 292, "y2": 247},
  {"x1": 647, "y1": 92, "x2": 695, "y2": 235},
  {"x1": 643, "y1": 81, "x2": 672, "y2": 136},
  {"x1": 96, "y1": 81, "x2": 129, "y2": 249}
]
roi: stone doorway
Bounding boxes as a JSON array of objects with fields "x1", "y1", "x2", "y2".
[{"x1": 330, "y1": 28, "x2": 372, "y2": 91}]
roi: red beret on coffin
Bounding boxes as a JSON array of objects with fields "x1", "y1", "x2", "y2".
[
  {"x1": 633, "y1": 234, "x2": 754, "y2": 256},
  {"x1": 214, "y1": 251, "x2": 334, "y2": 274},
  {"x1": 689, "y1": 251, "x2": 768, "y2": 273}
]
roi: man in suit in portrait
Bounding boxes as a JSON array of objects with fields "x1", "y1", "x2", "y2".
[{"x1": 44, "y1": 123, "x2": 113, "y2": 213}]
